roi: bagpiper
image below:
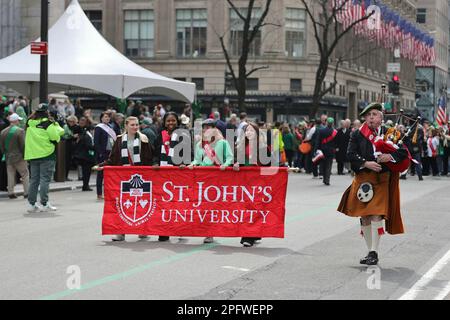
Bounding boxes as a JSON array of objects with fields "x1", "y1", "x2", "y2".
[{"x1": 338, "y1": 103, "x2": 410, "y2": 265}]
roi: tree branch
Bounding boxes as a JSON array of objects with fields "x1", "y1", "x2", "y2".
[
  {"x1": 246, "y1": 65, "x2": 269, "y2": 78},
  {"x1": 226, "y1": 0, "x2": 246, "y2": 22}
]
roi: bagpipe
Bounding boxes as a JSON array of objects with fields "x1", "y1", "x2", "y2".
[{"x1": 376, "y1": 109, "x2": 420, "y2": 173}]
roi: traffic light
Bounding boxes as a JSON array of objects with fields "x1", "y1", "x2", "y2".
[{"x1": 390, "y1": 75, "x2": 400, "y2": 95}]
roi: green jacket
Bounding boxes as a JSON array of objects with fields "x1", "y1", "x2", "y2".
[
  {"x1": 25, "y1": 118, "x2": 64, "y2": 161},
  {"x1": 192, "y1": 139, "x2": 234, "y2": 166}
]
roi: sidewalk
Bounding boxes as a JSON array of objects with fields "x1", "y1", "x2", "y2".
[{"x1": 0, "y1": 171, "x2": 97, "y2": 199}]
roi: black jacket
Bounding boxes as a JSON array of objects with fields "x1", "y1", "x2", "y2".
[
  {"x1": 314, "y1": 126, "x2": 337, "y2": 158},
  {"x1": 335, "y1": 128, "x2": 351, "y2": 162},
  {"x1": 74, "y1": 129, "x2": 95, "y2": 164},
  {"x1": 347, "y1": 129, "x2": 408, "y2": 173}
]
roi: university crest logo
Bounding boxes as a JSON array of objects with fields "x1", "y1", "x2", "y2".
[{"x1": 116, "y1": 174, "x2": 156, "y2": 226}]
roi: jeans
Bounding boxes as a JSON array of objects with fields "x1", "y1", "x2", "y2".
[{"x1": 28, "y1": 159, "x2": 56, "y2": 206}]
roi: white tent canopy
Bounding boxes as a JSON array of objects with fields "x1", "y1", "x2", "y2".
[{"x1": 0, "y1": 0, "x2": 195, "y2": 103}]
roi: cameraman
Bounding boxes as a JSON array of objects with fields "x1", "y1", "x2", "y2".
[{"x1": 25, "y1": 103, "x2": 64, "y2": 213}]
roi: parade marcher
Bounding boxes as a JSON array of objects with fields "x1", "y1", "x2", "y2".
[
  {"x1": 404, "y1": 121, "x2": 424, "y2": 181},
  {"x1": 25, "y1": 103, "x2": 65, "y2": 213},
  {"x1": 233, "y1": 122, "x2": 263, "y2": 247},
  {"x1": 189, "y1": 118, "x2": 234, "y2": 244},
  {"x1": 94, "y1": 112, "x2": 117, "y2": 199},
  {"x1": 95, "y1": 116, "x2": 154, "y2": 241},
  {"x1": 314, "y1": 117, "x2": 337, "y2": 186},
  {"x1": 0, "y1": 113, "x2": 29, "y2": 199},
  {"x1": 335, "y1": 119, "x2": 351, "y2": 175},
  {"x1": 338, "y1": 103, "x2": 409, "y2": 266},
  {"x1": 153, "y1": 112, "x2": 191, "y2": 242}
]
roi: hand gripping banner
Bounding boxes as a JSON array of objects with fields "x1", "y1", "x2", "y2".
[{"x1": 102, "y1": 167, "x2": 288, "y2": 238}]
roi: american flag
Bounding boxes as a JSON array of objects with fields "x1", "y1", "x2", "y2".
[{"x1": 436, "y1": 95, "x2": 448, "y2": 127}]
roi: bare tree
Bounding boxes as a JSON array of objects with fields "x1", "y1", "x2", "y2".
[
  {"x1": 301, "y1": 0, "x2": 373, "y2": 118},
  {"x1": 218, "y1": 0, "x2": 276, "y2": 112}
]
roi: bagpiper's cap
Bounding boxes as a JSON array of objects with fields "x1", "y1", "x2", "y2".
[{"x1": 360, "y1": 102, "x2": 383, "y2": 117}]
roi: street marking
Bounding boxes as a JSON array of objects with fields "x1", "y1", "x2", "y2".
[
  {"x1": 39, "y1": 203, "x2": 335, "y2": 300},
  {"x1": 222, "y1": 266, "x2": 250, "y2": 272},
  {"x1": 434, "y1": 281, "x2": 450, "y2": 300},
  {"x1": 399, "y1": 249, "x2": 450, "y2": 300}
]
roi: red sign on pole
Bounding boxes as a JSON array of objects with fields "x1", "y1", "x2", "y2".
[{"x1": 31, "y1": 42, "x2": 48, "y2": 55}]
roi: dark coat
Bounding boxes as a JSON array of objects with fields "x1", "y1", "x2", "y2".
[
  {"x1": 314, "y1": 126, "x2": 337, "y2": 158},
  {"x1": 94, "y1": 125, "x2": 113, "y2": 162},
  {"x1": 335, "y1": 127, "x2": 351, "y2": 162},
  {"x1": 73, "y1": 129, "x2": 95, "y2": 165},
  {"x1": 347, "y1": 129, "x2": 408, "y2": 173}
]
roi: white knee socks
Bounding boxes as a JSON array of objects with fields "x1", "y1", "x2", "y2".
[
  {"x1": 361, "y1": 225, "x2": 372, "y2": 251},
  {"x1": 370, "y1": 220, "x2": 385, "y2": 252}
]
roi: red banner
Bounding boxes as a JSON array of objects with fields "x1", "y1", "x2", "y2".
[{"x1": 102, "y1": 167, "x2": 288, "y2": 238}]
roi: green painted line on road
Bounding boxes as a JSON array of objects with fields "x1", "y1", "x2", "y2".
[{"x1": 40, "y1": 203, "x2": 335, "y2": 300}]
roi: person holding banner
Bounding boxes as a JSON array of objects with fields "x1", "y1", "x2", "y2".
[
  {"x1": 233, "y1": 122, "x2": 263, "y2": 247},
  {"x1": 153, "y1": 111, "x2": 190, "y2": 242},
  {"x1": 189, "y1": 118, "x2": 234, "y2": 244},
  {"x1": 95, "y1": 116, "x2": 154, "y2": 241},
  {"x1": 338, "y1": 103, "x2": 408, "y2": 266}
]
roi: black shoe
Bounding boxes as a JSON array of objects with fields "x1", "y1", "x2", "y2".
[
  {"x1": 241, "y1": 238, "x2": 255, "y2": 247},
  {"x1": 8, "y1": 194, "x2": 17, "y2": 199},
  {"x1": 400, "y1": 175, "x2": 407, "y2": 180},
  {"x1": 360, "y1": 254, "x2": 370, "y2": 265},
  {"x1": 23, "y1": 194, "x2": 28, "y2": 199},
  {"x1": 366, "y1": 251, "x2": 379, "y2": 265},
  {"x1": 158, "y1": 236, "x2": 170, "y2": 242},
  {"x1": 324, "y1": 182, "x2": 330, "y2": 186},
  {"x1": 82, "y1": 188, "x2": 93, "y2": 191},
  {"x1": 419, "y1": 177, "x2": 424, "y2": 181}
]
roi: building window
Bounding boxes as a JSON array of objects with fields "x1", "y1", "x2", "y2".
[
  {"x1": 285, "y1": 8, "x2": 306, "y2": 58},
  {"x1": 230, "y1": 8, "x2": 262, "y2": 57},
  {"x1": 124, "y1": 10, "x2": 154, "y2": 58},
  {"x1": 85, "y1": 10, "x2": 102, "y2": 33},
  {"x1": 417, "y1": 8, "x2": 426, "y2": 24},
  {"x1": 358, "y1": 89, "x2": 362, "y2": 100},
  {"x1": 192, "y1": 78, "x2": 204, "y2": 90},
  {"x1": 247, "y1": 78, "x2": 259, "y2": 91},
  {"x1": 290, "y1": 79, "x2": 302, "y2": 91},
  {"x1": 176, "y1": 9, "x2": 207, "y2": 58}
]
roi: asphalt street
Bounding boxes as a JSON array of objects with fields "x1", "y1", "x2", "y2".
[{"x1": 0, "y1": 171, "x2": 449, "y2": 300}]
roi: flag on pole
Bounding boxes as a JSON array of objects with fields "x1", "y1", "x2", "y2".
[{"x1": 436, "y1": 95, "x2": 448, "y2": 127}]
